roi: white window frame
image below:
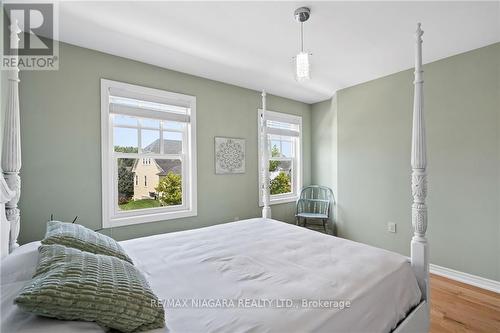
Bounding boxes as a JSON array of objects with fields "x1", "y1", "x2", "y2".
[
  {"x1": 258, "y1": 109, "x2": 302, "y2": 206},
  {"x1": 101, "y1": 79, "x2": 197, "y2": 228}
]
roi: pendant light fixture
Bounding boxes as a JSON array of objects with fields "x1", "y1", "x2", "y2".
[{"x1": 294, "y1": 7, "x2": 311, "y2": 82}]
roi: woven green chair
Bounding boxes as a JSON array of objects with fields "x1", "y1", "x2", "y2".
[{"x1": 295, "y1": 185, "x2": 335, "y2": 234}]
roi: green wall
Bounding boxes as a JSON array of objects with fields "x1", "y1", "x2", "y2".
[
  {"x1": 9, "y1": 33, "x2": 499, "y2": 282},
  {"x1": 311, "y1": 96, "x2": 338, "y2": 199},
  {"x1": 312, "y1": 43, "x2": 500, "y2": 281},
  {"x1": 17, "y1": 42, "x2": 311, "y2": 243}
]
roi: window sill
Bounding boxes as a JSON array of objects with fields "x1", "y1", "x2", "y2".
[
  {"x1": 104, "y1": 208, "x2": 197, "y2": 228},
  {"x1": 259, "y1": 195, "x2": 298, "y2": 207}
]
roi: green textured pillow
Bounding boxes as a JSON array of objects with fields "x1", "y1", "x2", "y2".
[
  {"x1": 15, "y1": 244, "x2": 165, "y2": 333},
  {"x1": 41, "y1": 220, "x2": 133, "y2": 264}
]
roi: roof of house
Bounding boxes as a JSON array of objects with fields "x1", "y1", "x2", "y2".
[
  {"x1": 275, "y1": 160, "x2": 291, "y2": 171},
  {"x1": 155, "y1": 159, "x2": 181, "y2": 176},
  {"x1": 144, "y1": 139, "x2": 181, "y2": 155},
  {"x1": 132, "y1": 139, "x2": 182, "y2": 175}
]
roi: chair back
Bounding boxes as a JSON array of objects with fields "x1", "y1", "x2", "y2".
[{"x1": 296, "y1": 185, "x2": 335, "y2": 217}]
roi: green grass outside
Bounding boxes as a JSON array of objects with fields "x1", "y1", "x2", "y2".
[{"x1": 119, "y1": 199, "x2": 161, "y2": 210}]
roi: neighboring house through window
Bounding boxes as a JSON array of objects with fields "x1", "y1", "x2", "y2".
[
  {"x1": 101, "y1": 79, "x2": 197, "y2": 227},
  {"x1": 258, "y1": 109, "x2": 302, "y2": 205}
]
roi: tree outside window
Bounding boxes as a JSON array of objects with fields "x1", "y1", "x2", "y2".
[{"x1": 269, "y1": 144, "x2": 292, "y2": 195}]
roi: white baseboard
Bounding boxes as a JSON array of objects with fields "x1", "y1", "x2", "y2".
[{"x1": 430, "y1": 264, "x2": 500, "y2": 294}]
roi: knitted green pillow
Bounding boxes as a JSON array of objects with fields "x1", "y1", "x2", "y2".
[
  {"x1": 15, "y1": 244, "x2": 165, "y2": 333},
  {"x1": 42, "y1": 220, "x2": 133, "y2": 264}
]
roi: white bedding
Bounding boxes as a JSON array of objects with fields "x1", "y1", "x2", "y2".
[{"x1": 1, "y1": 218, "x2": 421, "y2": 333}]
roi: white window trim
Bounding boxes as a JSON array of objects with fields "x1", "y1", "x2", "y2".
[
  {"x1": 257, "y1": 109, "x2": 302, "y2": 206},
  {"x1": 101, "y1": 79, "x2": 197, "y2": 228}
]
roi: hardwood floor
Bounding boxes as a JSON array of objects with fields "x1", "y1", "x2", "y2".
[{"x1": 430, "y1": 273, "x2": 500, "y2": 333}]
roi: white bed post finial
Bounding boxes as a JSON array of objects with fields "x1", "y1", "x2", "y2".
[
  {"x1": 410, "y1": 23, "x2": 429, "y2": 302},
  {"x1": 2, "y1": 19, "x2": 22, "y2": 252},
  {"x1": 261, "y1": 91, "x2": 271, "y2": 218}
]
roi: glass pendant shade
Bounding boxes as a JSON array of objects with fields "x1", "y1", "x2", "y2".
[{"x1": 295, "y1": 51, "x2": 310, "y2": 82}]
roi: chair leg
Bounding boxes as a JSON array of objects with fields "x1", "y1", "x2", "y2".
[
  {"x1": 322, "y1": 219, "x2": 327, "y2": 233},
  {"x1": 303, "y1": 218, "x2": 307, "y2": 228},
  {"x1": 295, "y1": 217, "x2": 299, "y2": 226}
]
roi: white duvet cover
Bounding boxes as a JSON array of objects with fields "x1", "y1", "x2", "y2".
[{"x1": 1, "y1": 218, "x2": 421, "y2": 333}]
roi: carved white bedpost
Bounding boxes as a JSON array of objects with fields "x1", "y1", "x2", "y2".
[
  {"x1": 261, "y1": 91, "x2": 271, "y2": 218},
  {"x1": 2, "y1": 20, "x2": 22, "y2": 252},
  {"x1": 0, "y1": 177, "x2": 15, "y2": 259},
  {"x1": 410, "y1": 23, "x2": 429, "y2": 302}
]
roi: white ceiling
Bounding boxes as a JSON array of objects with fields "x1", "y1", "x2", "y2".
[{"x1": 57, "y1": 1, "x2": 500, "y2": 104}]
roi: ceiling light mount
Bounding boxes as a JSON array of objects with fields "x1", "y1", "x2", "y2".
[
  {"x1": 294, "y1": 7, "x2": 310, "y2": 23},
  {"x1": 294, "y1": 7, "x2": 311, "y2": 82}
]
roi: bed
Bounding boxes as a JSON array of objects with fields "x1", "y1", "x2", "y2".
[
  {"x1": 2, "y1": 218, "x2": 421, "y2": 332},
  {"x1": 1, "y1": 22, "x2": 430, "y2": 333}
]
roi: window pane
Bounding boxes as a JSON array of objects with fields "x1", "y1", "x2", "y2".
[
  {"x1": 268, "y1": 135, "x2": 293, "y2": 158},
  {"x1": 114, "y1": 127, "x2": 138, "y2": 152},
  {"x1": 117, "y1": 158, "x2": 143, "y2": 207},
  {"x1": 281, "y1": 140, "x2": 293, "y2": 158},
  {"x1": 113, "y1": 114, "x2": 137, "y2": 127},
  {"x1": 270, "y1": 139, "x2": 281, "y2": 157},
  {"x1": 142, "y1": 130, "x2": 160, "y2": 154},
  {"x1": 163, "y1": 131, "x2": 183, "y2": 154},
  {"x1": 117, "y1": 158, "x2": 182, "y2": 210},
  {"x1": 163, "y1": 121, "x2": 184, "y2": 131},
  {"x1": 155, "y1": 159, "x2": 183, "y2": 206},
  {"x1": 269, "y1": 160, "x2": 292, "y2": 195},
  {"x1": 141, "y1": 118, "x2": 160, "y2": 129}
]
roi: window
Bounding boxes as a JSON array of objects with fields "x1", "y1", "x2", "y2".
[
  {"x1": 101, "y1": 79, "x2": 197, "y2": 227},
  {"x1": 258, "y1": 110, "x2": 302, "y2": 205}
]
